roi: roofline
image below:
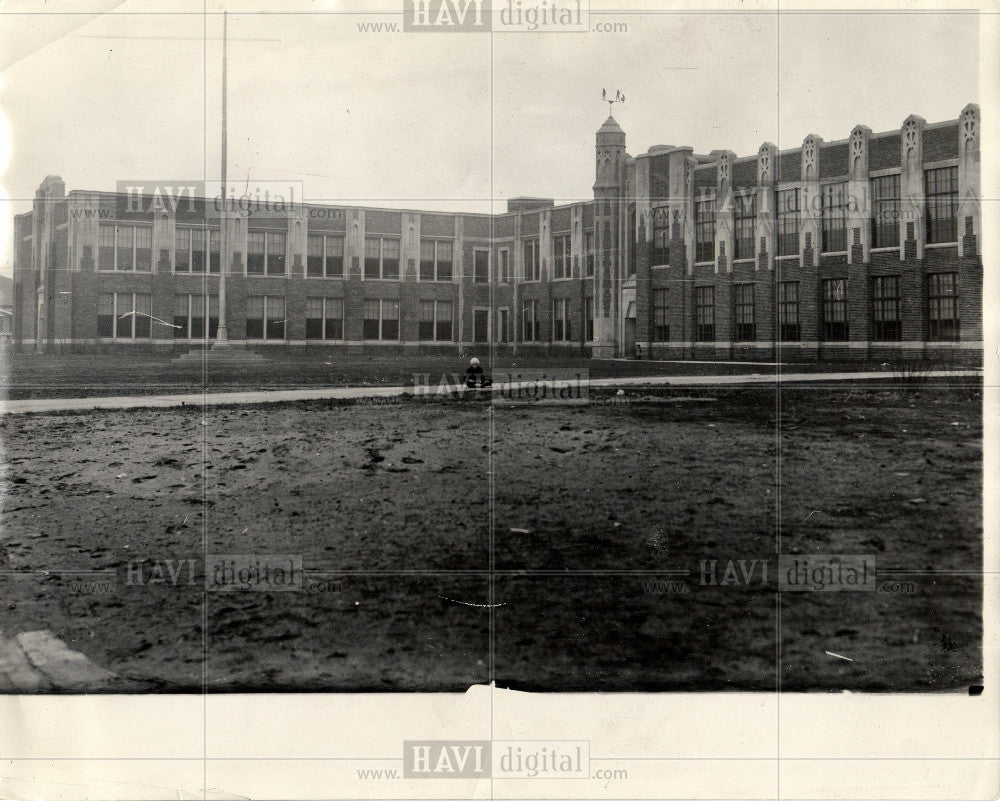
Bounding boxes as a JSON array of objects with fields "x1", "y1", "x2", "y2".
[
  {"x1": 61, "y1": 189, "x2": 595, "y2": 219},
  {"x1": 674, "y1": 113, "x2": 963, "y2": 167}
]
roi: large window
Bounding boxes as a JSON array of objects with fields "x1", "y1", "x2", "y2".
[
  {"x1": 776, "y1": 188, "x2": 799, "y2": 257},
  {"x1": 307, "y1": 234, "x2": 345, "y2": 278},
  {"x1": 473, "y1": 249, "x2": 490, "y2": 283},
  {"x1": 871, "y1": 276, "x2": 901, "y2": 342},
  {"x1": 734, "y1": 192, "x2": 756, "y2": 261},
  {"x1": 925, "y1": 166, "x2": 958, "y2": 245},
  {"x1": 266, "y1": 232, "x2": 286, "y2": 275},
  {"x1": 418, "y1": 300, "x2": 453, "y2": 342},
  {"x1": 585, "y1": 231, "x2": 595, "y2": 276},
  {"x1": 521, "y1": 299, "x2": 538, "y2": 341},
  {"x1": 552, "y1": 298, "x2": 572, "y2": 341},
  {"x1": 175, "y1": 228, "x2": 220, "y2": 274},
  {"x1": 419, "y1": 239, "x2": 453, "y2": 282},
  {"x1": 694, "y1": 199, "x2": 715, "y2": 263},
  {"x1": 98, "y1": 224, "x2": 152, "y2": 272},
  {"x1": 695, "y1": 286, "x2": 715, "y2": 342},
  {"x1": 821, "y1": 278, "x2": 848, "y2": 341},
  {"x1": 246, "y1": 231, "x2": 265, "y2": 275},
  {"x1": 733, "y1": 283, "x2": 755, "y2": 341},
  {"x1": 363, "y1": 299, "x2": 399, "y2": 340},
  {"x1": 246, "y1": 296, "x2": 285, "y2": 339},
  {"x1": 364, "y1": 237, "x2": 400, "y2": 280},
  {"x1": 585, "y1": 296, "x2": 594, "y2": 341},
  {"x1": 778, "y1": 281, "x2": 800, "y2": 341},
  {"x1": 652, "y1": 289, "x2": 669, "y2": 342},
  {"x1": 927, "y1": 272, "x2": 959, "y2": 341},
  {"x1": 246, "y1": 231, "x2": 285, "y2": 276},
  {"x1": 553, "y1": 235, "x2": 571, "y2": 279},
  {"x1": 173, "y1": 294, "x2": 219, "y2": 339},
  {"x1": 522, "y1": 238, "x2": 540, "y2": 281},
  {"x1": 97, "y1": 292, "x2": 152, "y2": 338},
  {"x1": 871, "y1": 174, "x2": 901, "y2": 249},
  {"x1": 821, "y1": 182, "x2": 848, "y2": 253},
  {"x1": 305, "y1": 297, "x2": 344, "y2": 340}
]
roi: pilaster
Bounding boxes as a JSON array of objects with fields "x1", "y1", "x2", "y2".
[
  {"x1": 957, "y1": 103, "x2": 980, "y2": 257},
  {"x1": 756, "y1": 143, "x2": 777, "y2": 270},
  {"x1": 800, "y1": 135, "x2": 823, "y2": 268},
  {"x1": 847, "y1": 126, "x2": 872, "y2": 264},
  {"x1": 900, "y1": 115, "x2": 926, "y2": 260}
]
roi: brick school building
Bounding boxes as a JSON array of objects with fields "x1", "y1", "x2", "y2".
[{"x1": 13, "y1": 103, "x2": 981, "y2": 363}]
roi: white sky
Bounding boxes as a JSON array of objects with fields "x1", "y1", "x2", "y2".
[{"x1": 0, "y1": 0, "x2": 985, "y2": 276}]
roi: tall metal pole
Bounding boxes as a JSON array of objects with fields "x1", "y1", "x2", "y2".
[{"x1": 216, "y1": 10, "x2": 229, "y2": 342}]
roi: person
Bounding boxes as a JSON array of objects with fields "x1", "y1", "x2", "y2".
[{"x1": 464, "y1": 357, "x2": 491, "y2": 392}]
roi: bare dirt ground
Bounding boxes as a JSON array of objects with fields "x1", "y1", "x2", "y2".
[{"x1": 0, "y1": 383, "x2": 982, "y2": 692}]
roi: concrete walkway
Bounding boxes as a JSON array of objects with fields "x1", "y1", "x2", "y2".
[{"x1": 0, "y1": 369, "x2": 981, "y2": 415}]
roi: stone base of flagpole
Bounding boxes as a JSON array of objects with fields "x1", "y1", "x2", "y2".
[{"x1": 172, "y1": 336, "x2": 267, "y2": 364}]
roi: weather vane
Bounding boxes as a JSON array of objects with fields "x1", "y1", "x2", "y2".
[{"x1": 602, "y1": 88, "x2": 625, "y2": 113}]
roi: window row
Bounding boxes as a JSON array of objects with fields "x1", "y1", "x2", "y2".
[
  {"x1": 686, "y1": 166, "x2": 961, "y2": 263},
  {"x1": 97, "y1": 295, "x2": 600, "y2": 342},
  {"x1": 650, "y1": 274, "x2": 959, "y2": 344},
  {"x1": 96, "y1": 279, "x2": 960, "y2": 344},
  {"x1": 97, "y1": 227, "x2": 600, "y2": 283}
]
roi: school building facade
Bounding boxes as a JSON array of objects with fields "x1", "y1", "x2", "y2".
[{"x1": 12, "y1": 103, "x2": 982, "y2": 362}]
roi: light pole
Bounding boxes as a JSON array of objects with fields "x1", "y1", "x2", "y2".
[{"x1": 215, "y1": 10, "x2": 229, "y2": 344}]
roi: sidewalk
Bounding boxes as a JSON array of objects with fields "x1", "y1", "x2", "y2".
[{"x1": 0, "y1": 369, "x2": 981, "y2": 415}]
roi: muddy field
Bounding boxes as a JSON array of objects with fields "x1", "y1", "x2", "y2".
[{"x1": 0, "y1": 383, "x2": 982, "y2": 691}]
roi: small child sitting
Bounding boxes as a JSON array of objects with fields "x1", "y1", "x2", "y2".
[{"x1": 464, "y1": 357, "x2": 492, "y2": 390}]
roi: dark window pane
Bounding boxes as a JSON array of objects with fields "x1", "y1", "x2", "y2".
[
  {"x1": 99, "y1": 226, "x2": 116, "y2": 270},
  {"x1": 267, "y1": 253, "x2": 286, "y2": 275},
  {"x1": 135, "y1": 231, "x2": 152, "y2": 271},
  {"x1": 474, "y1": 251, "x2": 489, "y2": 283},
  {"x1": 116, "y1": 229, "x2": 132, "y2": 271},
  {"x1": 247, "y1": 253, "x2": 264, "y2": 275}
]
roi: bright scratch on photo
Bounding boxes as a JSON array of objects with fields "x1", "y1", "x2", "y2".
[
  {"x1": 825, "y1": 651, "x2": 854, "y2": 662},
  {"x1": 439, "y1": 596, "x2": 505, "y2": 609}
]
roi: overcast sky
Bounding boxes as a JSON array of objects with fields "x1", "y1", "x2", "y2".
[{"x1": 0, "y1": 0, "x2": 986, "y2": 276}]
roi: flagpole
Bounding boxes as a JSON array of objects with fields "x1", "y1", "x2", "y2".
[{"x1": 216, "y1": 10, "x2": 229, "y2": 343}]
